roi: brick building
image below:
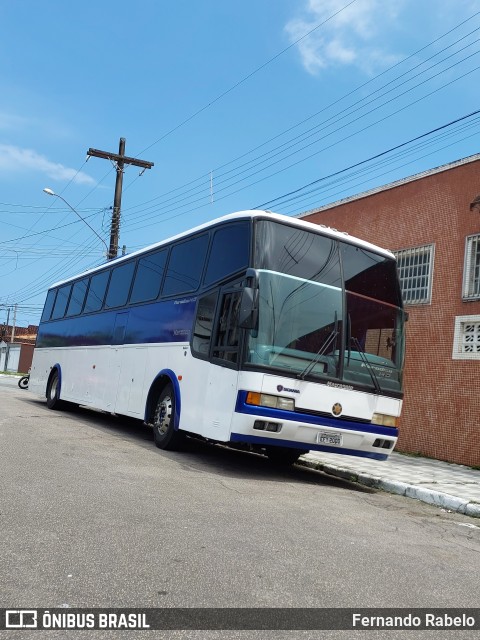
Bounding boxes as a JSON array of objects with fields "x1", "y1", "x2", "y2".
[
  {"x1": 300, "y1": 154, "x2": 480, "y2": 467},
  {"x1": 0, "y1": 324, "x2": 38, "y2": 344}
]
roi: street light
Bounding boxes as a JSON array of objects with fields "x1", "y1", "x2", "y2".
[{"x1": 43, "y1": 188, "x2": 108, "y2": 256}]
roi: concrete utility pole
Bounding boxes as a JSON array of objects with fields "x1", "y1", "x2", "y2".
[
  {"x1": 87, "y1": 138, "x2": 154, "y2": 260},
  {"x1": 10, "y1": 304, "x2": 17, "y2": 343}
]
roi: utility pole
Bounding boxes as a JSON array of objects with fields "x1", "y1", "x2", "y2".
[
  {"x1": 87, "y1": 138, "x2": 154, "y2": 260},
  {"x1": 10, "y1": 304, "x2": 17, "y2": 343}
]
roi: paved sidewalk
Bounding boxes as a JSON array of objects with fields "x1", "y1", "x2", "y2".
[{"x1": 299, "y1": 450, "x2": 480, "y2": 518}]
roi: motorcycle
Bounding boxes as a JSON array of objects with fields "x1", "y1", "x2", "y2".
[{"x1": 18, "y1": 374, "x2": 30, "y2": 389}]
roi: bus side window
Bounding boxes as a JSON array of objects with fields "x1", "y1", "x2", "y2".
[
  {"x1": 105, "y1": 261, "x2": 135, "y2": 308},
  {"x1": 84, "y1": 270, "x2": 110, "y2": 313},
  {"x1": 66, "y1": 278, "x2": 89, "y2": 317},
  {"x1": 162, "y1": 234, "x2": 209, "y2": 297},
  {"x1": 130, "y1": 249, "x2": 167, "y2": 304},
  {"x1": 191, "y1": 291, "x2": 218, "y2": 357},
  {"x1": 213, "y1": 290, "x2": 242, "y2": 364},
  {"x1": 51, "y1": 284, "x2": 72, "y2": 320},
  {"x1": 203, "y1": 223, "x2": 250, "y2": 286},
  {"x1": 41, "y1": 289, "x2": 57, "y2": 322}
]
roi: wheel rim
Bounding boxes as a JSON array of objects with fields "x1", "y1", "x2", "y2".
[
  {"x1": 49, "y1": 376, "x2": 58, "y2": 401},
  {"x1": 154, "y1": 394, "x2": 173, "y2": 437}
]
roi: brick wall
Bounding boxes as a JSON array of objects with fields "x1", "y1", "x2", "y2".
[{"x1": 301, "y1": 157, "x2": 480, "y2": 466}]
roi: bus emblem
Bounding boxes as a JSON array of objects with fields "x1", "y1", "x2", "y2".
[
  {"x1": 277, "y1": 385, "x2": 300, "y2": 394},
  {"x1": 332, "y1": 403, "x2": 342, "y2": 417}
]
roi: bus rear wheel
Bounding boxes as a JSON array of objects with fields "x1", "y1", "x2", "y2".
[
  {"x1": 152, "y1": 384, "x2": 185, "y2": 451},
  {"x1": 46, "y1": 370, "x2": 64, "y2": 410}
]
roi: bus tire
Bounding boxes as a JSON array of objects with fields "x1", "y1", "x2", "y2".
[
  {"x1": 46, "y1": 370, "x2": 64, "y2": 410},
  {"x1": 265, "y1": 446, "x2": 306, "y2": 466},
  {"x1": 152, "y1": 384, "x2": 185, "y2": 451}
]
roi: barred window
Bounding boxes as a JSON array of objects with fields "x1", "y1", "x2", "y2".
[
  {"x1": 462, "y1": 234, "x2": 480, "y2": 300},
  {"x1": 452, "y1": 315, "x2": 480, "y2": 360},
  {"x1": 393, "y1": 244, "x2": 434, "y2": 305}
]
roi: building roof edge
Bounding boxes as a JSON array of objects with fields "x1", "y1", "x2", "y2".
[{"x1": 298, "y1": 153, "x2": 480, "y2": 217}]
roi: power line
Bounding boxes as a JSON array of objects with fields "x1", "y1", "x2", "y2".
[
  {"x1": 119, "y1": 10, "x2": 480, "y2": 217},
  {"x1": 210, "y1": 34, "x2": 480, "y2": 186},
  {"x1": 277, "y1": 121, "x2": 480, "y2": 213},
  {"x1": 4, "y1": 43, "x2": 480, "y2": 304},
  {"x1": 134, "y1": 0, "x2": 360, "y2": 158},
  {"x1": 3, "y1": 7, "x2": 480, "y2": 312},
  {"x1": 0, "y1": 209, "x2": 108, "y2": 246},
  {"x1": 281, "y1": 132, "x2": 480, "y2": 216},
  {"x1": 117, "y1": 58, "x2": 480, "y2": 233},
  {"x1": 116, "y1": 49, "x2": 480, "y2": 231},
  {"x1": 123, "y1": 102, "x2": 480, "y2": 236},
  {"x1": 254, "y1": 108, "x2": 480, "y2": 209}
]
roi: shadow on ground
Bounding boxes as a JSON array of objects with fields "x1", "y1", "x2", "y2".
[{"x1": 21, "y1": 395, "x2": 375, "y2": 493}]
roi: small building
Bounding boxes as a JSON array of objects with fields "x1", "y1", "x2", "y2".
[
  {"x1": 0, "y1": 341, "x2": 34, "y2": 374},
  {"x1": 300, "y1": 154, "x2": 480, "y2": 467},
  {"x1": 0, "y1": 324, "x2": 38, "y2": 373}
]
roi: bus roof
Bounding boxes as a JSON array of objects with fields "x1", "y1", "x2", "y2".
[{"x1": 49, "y1": 210, "x2": 395, "y2": 289}]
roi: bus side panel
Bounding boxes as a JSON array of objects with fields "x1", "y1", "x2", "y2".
[
  {"x1": 126, "y1": 343, "x2": 185, "y2": 417},
  {"x1": 111, "y1": 345, "x2": 147, "y2": 416},
  {"x1": 29, "y1": 348, "x2": 52, "y2": 396},
  {"x1": 83, "y1": 346, "x2": 111, "y2": 408},
  {"x1": 30, "y1": 346, "x2": 115, "y2": 409}
]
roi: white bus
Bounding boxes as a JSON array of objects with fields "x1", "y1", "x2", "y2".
[{"x1": 29, "y1": 210, "x2": 406, "y2": 464}]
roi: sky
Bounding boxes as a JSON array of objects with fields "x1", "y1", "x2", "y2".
[{"x1": 1, "y1": 0, "x2": 480, "y2": 328}]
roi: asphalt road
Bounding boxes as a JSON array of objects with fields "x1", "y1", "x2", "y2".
[{"x1": 1, "y1": 381, "x2": 479, "y2": 639}]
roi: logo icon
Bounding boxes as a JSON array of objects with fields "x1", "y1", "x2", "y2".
[
  {"x1": 276, "y1": 384, "x2": 300, "y2": 394},
  {"x1": 6, "y1": 611, "x2": 38, "y2": 629},
  {"x1": 332, "y1": 403, "x2": 342, "y2": 417}
]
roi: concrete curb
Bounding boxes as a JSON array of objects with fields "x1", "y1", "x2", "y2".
[{"x1": 298, "y1": 457, "x2": 480, "y2": 519}]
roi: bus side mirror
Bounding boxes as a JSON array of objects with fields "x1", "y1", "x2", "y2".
[{"x1": 238, "y1": 287, "x2": 258, "y2": 329}]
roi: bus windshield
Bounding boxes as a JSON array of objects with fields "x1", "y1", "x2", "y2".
[
  {"x1": 247, "y1": 219, "x2": 405, "y2": 394},
  {"x1": 246, "y1": 270, "x2": 343, "y2": 379}
]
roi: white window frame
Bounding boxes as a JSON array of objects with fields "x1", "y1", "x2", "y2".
[
  {"x1": 462, "y1": 234, "x2": 480, "y2": 300},
  {"x1": 393, "y1": 244, "x2": 435, "y2": 305},
  {"x1": 452, "y1": 314, "x2": 480, "y2": 360}
]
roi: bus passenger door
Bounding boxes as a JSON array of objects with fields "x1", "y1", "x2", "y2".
[{"x1": 202, "y1": 287, "x2": 243, "y2": 440}]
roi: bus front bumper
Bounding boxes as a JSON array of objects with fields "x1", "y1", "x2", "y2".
[{"x1": 232, "y1": 390, "x2": 398, "y2": 461}]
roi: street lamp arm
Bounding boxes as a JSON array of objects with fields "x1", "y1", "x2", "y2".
[{"x1": 43, "y1": 188, "x2": 109, "y2": 255}]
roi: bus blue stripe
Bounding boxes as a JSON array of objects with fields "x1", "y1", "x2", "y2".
[{"x1": 35, "y1": 298, "x2": 196, "y2": 348}]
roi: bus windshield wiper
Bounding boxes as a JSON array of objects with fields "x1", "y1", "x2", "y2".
[
  {"x1": 351, "y1": 337, "x2": 381, "y2": 394},
  {"x1": 298, "y1": 329, "x2": 338, "y2": 380}
]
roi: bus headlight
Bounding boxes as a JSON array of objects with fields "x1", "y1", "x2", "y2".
[
  {"x1": 372, "y1": 413, "x2": 399, "y2": 428},
  {"x1": 246, "y1": 392, "x2": 295, "y2": 412}
]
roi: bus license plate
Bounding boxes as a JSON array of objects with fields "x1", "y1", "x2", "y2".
[{"x1": 317, "y1": 431, "x2": 343, "y2": 446}]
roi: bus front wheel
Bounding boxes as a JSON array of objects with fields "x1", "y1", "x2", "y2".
[
  {"x1": 265, "y1": 446, "x2": 306, "y2": 466},
  {"x1": 152, "y1": 384, "x2": 185, "y2": 451},
  {"x1": 46, "y1": 370, "x2": 64, "y2": 410}
]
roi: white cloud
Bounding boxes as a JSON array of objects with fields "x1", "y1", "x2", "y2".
[
  {"x1": 285, "y1": 0, "x2": 403, "y2": 75},
  {"x1": 0, "y1": 144, "x2": 95, "y2": 185}
]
